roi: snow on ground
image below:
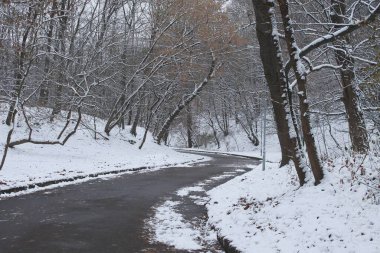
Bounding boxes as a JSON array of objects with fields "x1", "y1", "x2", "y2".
[
  {"x1": 147, "y1": 169, "x2": 252, "y2": 252},
  {"x1": 168, "y1": 119, "x2": 250, "y2": 152},
  {"x1": 0, "y1": 107, "x2": 205, "y2": 194},
  {"x1": 148, "y1": 200, "x2": 203, "y2": 250},
  {"x1": 176, "y1": 186, "x2": 204, "y2": 197},
  {"x1": 206, "y1": 120, "x2": 380, "y2": 252},
  {"x1": 208, "y1": 159, "x2": 380, "y2": 252},
  {"x1": 170, "y1": 119, "x2": 282, "y2": 162}
]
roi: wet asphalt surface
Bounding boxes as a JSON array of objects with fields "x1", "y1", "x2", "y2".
[{"x1": 0, "y1": 152, "x2": 259, "y2": 253}]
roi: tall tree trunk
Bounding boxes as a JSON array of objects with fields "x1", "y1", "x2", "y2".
[
  {"x1": 127, "y1": 110, "x2": 133, "y2": 125},
  {"x1": 330, "y1": 0, "x2": 369, "y2": 153},
  {"x1": 278, "y1": 0, "x2": 324, "y2": 185},
  {"x1": 51, "y1": 0, "x2": 69, "y2": 120},
  {"x1": 186, "y1": 105, "x2": 193, "y2": 148},
  {"x1": 130, "y1": 103, "x2": 141, "y2": 137},
  {"x1": 38, "y1": 0, "x2": 58, "y2": 106},
  {"x1": 251, "y1": 0, "x2": 306, "y2": 185}
]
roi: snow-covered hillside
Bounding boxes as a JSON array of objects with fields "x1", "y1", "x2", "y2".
[
  {"x1": 0, "y1": 107, "x2": 204, "y2": 195},
  {"x1": 206, "y1": 119, "x2": 380, "y2": 252},
  {"x1": 169, "y1": 118, "x2": 273, "y2": 153}
]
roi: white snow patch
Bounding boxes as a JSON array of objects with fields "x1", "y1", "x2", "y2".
[
  {"x1": 176, "y1": 186, "x2": 204, "y2": 197},
  {"x1": 189, "y1": 195, "x2": 209, "y2": 206},
  {"x1": 148, "y1": 200, "x2": 202, "y2": 250},
  {"x1": 210, "y1": 174, "x2": 233, "y2": 181}
]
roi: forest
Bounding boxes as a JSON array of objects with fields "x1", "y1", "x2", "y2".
[
  {"x1": 0, "y1": 0, "x2": 379, "y2": 252},
  {"x1": 0, "y1": 0, "x2": 378, "y2": 179}
]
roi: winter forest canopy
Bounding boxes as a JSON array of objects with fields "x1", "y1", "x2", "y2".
[{"x1": 0, "y1": 0, "x2": 379, "y2": 187}]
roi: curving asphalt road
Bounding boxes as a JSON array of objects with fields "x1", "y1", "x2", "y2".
[{"x1": 0, "y1": 152, "x2": 259, "y2": 253}]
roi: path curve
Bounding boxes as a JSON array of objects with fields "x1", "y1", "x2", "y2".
[{"x1": 0, "y1": 152, "x2": 259, "y2": 253}]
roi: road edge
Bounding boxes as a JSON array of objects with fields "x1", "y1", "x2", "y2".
[
  {"x1": 175, "y1": 148, "x2": 262, "y2": 160},
  {"x1": 0, "y1": 158, "x2": 205, "y2": 198}
]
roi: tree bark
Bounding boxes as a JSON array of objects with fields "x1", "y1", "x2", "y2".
[
  {"x1": 38, "y1": 0, "x2": 58, "y2": 106},
  {"x1": 251, "y1": 0, "x2": 306, "y2": 185},
  {"x1": 51, "y1": 0, "x2": 69, "y2": 120},
  {"x1": 186, "y1": 105, "x2": 193, "y2": 148},
  {"x1": 278, "y1": 0, "x2": 324, "y2": 185},
  {"x1": 330, "y1": 0, "x2": 369, "y2": 153},
  {"x1": 130, "y1": 103, "x2": 141, "y2": 137}
]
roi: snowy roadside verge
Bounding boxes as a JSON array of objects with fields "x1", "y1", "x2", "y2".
[
  {"x1": 206, "y1": 158, "x2": 380, "y2": 253},
  {"x1": 0, "y1": 157, "x2": 205, "y2": 198},
  {"x1": 0, "y1": 108, "x2": 208, "y2": 198},
  {"x1": 146, "y1": 159, "x2": 255, "y2": 252}
]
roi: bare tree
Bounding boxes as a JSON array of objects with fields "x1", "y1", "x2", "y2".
[
  {"x1": 251, "y1": 0, "x2": 307, "y2": 185},
  {"x1": 330, "y1": 0, "x2": 369, "y2": 153}
]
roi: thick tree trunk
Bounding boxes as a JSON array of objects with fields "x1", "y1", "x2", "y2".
[
  {"x1": 127, "y1": 109, "x2": 133, "y2": 125},
  {"x1": 330, "y1": 0, "x2": 369, "y2": 153},
  {"x1": 51, "y1": 0, "x2": 69, "y2": 120},
  {"x1": 340, "y1": 67, "x2": 369, "y2": 153},
  {"x1": 251, "y1": 0, "x2": 306, "y2": 185},
  {"x1": 278, "y1": 0, "x2": 324, "y2": 184},
  {"x1": 252, "y1": 0, "x2": 292, "y2": 166}
]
